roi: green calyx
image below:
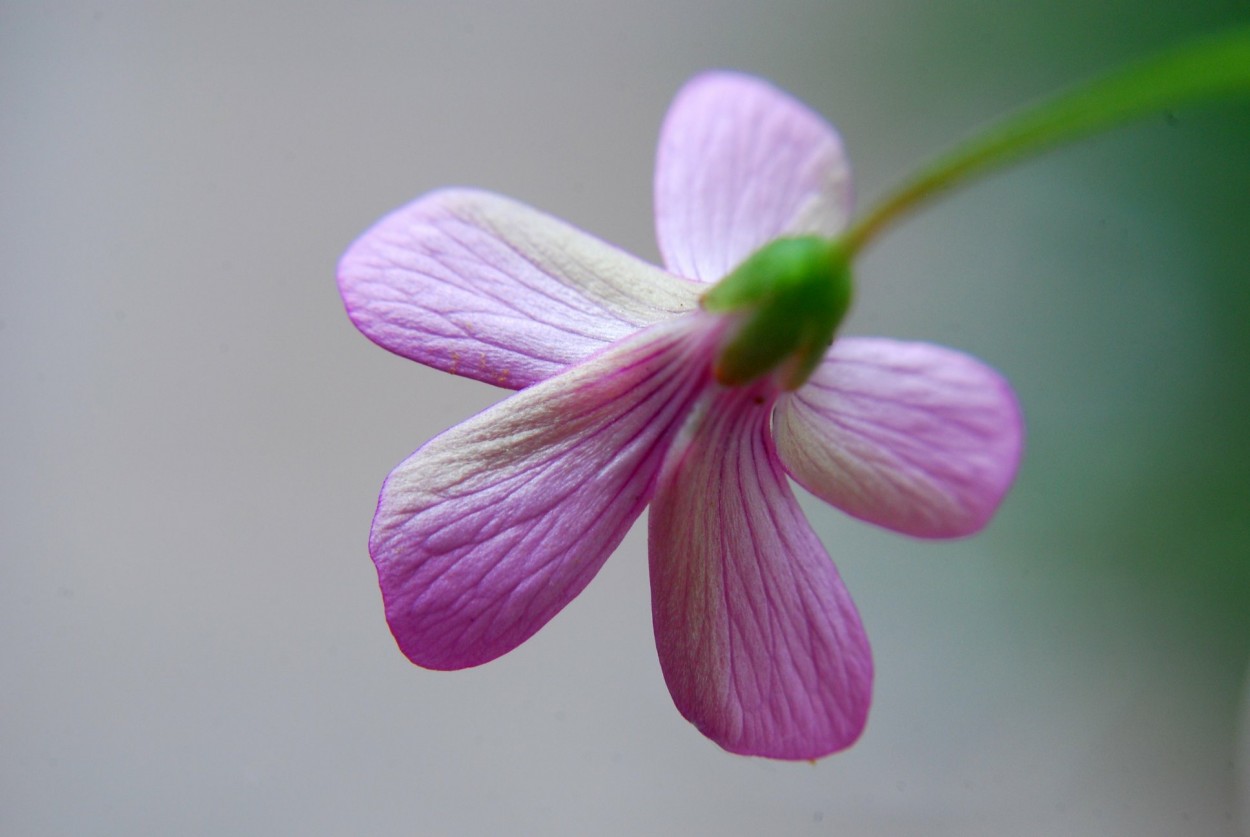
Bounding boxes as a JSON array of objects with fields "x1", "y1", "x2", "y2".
[{"x1": 702, "y1": 236, "x2": 853, "y2": 390}]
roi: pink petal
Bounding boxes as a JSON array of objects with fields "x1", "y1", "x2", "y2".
[
  {"x1": 774, "y1": 338, "x2": 1024, "y2": 539},
  {"x1": 371, "y1": 315, "x2": 724, "y2": 670},
  {"x1": 654, "y1": 72, "x2": 853, "y2": 283},
  {"x1": 649, "y1": 384, "x2": 872, "y2": 759},
  {"x1": 339, "y1": 188, "x2": 699, "y2": 389}
]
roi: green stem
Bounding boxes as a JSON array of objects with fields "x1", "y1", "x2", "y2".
[{"x1": 842, "y1": 26, "x2": 1250, "y2": 257}]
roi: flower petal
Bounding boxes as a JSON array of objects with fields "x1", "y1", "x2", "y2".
[
  {"x1": 654, "y1": 72, "x2": 853, "y2": 283},
  {"x1": 339, "y1": 188, "x2": 700, "y2": 389},
  {"x1": 371, "y1": 315, "x2": 723, "y2": 670},
  {"x1": 649, "y1": 385, "x2": 872, "y2": 759},
  {"x1": 775, "y1": 338, "x2": 1023, "y2": 539}
]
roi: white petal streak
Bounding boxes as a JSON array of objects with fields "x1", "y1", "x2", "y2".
[
  {"x1": 650, "y1": 384, "x2": 872, "y2": 759},
  {"x1": 339, "y1": 188, "x2": 699, "y2": 389},
  {"x1": 775, "y1": 337, "x2": 1024, "y2": 539},
  {"x1": 371, "y1": 314, "x2": 724, "y2": 670}
]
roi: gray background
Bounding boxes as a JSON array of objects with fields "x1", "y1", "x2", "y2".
[{"x1": 4, "y1": 2, "x2": 1249, "y2": 835}]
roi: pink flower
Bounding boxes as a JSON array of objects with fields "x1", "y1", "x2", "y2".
[{"x1": 337, "y1": 72, "x2": 1023, "y2": 759}]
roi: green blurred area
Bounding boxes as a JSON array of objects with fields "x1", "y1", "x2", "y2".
[
  {"x1": 806, "y1": 0, "x2": 1250, "y2": 814},
  {"x1": 904, "y1": 0, "x2": 1250, "y2": 785},
  {"x1": 872, "y1": 9, "x2": 1250, "y2": 567}
]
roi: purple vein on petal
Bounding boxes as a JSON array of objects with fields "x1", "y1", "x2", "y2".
[
  {"x1": 774, "y1": 337, "x2": 1023, "y2": 539},
  {"x1": 420, "y1": 360, "x2": 694, "y2": 641},
  {"x1": 341, "y1": 188, "x2": 699, "y2": 389},
  {"x1": 370, "y1": 313, "x2": 727, "y2": 670},
  {"x1": 654, "y1": 72, "x2": 853, "y2": 282},
  {"x1": 649, "y1": 382, "x2": 871, "y2": 759}
]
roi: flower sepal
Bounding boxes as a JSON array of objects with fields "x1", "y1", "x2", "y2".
[{"x1": 702, "y1": 236, "x2": 853, "y2": 390}]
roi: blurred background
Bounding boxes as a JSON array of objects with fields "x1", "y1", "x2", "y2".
[{"x1": 3, "y1": 2, "x2": 1248, "y2": 834}]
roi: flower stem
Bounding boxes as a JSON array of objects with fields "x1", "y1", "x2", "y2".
[{"x1": 841, "y1": 26, "x2": 1250, "y2": 258}]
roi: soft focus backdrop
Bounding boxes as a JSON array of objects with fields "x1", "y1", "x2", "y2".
[{"x1": 4, "y1": 2, "x2": 1249, "y2": 835}]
